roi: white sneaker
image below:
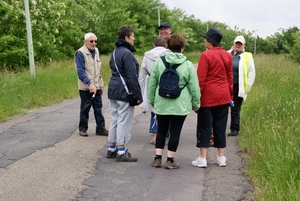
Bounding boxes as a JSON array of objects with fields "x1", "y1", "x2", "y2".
[
  {"x1": 217, "y1": 156, "x2": 226, "y2": 167},
  {"x1": 192, "y1": 157, "x2": 207, "y2": 168}
]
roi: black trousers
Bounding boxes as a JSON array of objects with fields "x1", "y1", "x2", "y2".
[
  {"x1": 230, "y1": 84, "x2": 244, "y2": 131},
  {"x1": 196, "y1": 104, "x2": 228, "y2": 148},
  {"x1": 79, "y1": 90, "x2": 106, "y2": 132},
  {"x1": 156, "y1": 115, "x2": 187, "y2": 152}
]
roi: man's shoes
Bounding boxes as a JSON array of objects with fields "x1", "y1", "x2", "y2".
[
  {"x1": 106, "y1": 149, "x2": 117, "y2": 158},
  {"x1": 116, "y1": 150, "x2": 138, "y2": 162},
  {"x1": 79, "y1": 130, "x2": 88, "y2": 137},
  {"x1": 192, "y1": 157, "x2": 207, "y2": 168},
  {"x1": 228, "y1": 129, "x2": 239, "y2": 136},
  {"x1": 217, "y1": 156, "x2": 227, "y2": 167},
  {"x1": 165, "y1": 160, "x2": 179, "y2": 169},
  {"x1": 96, "y1": 130, "x2": 109, "y2": 136},
  {"x1": 151, "y1": 158, "x2": 162, "y2": 168}
]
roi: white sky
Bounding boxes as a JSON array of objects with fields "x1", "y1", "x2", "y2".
[{"x1": 161, "y1": 0, "x2": 300, "y2": 38}]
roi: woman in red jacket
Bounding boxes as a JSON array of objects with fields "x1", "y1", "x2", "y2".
[{"x1": 192, "y1": 28, "x2": 233, "y2": 168}]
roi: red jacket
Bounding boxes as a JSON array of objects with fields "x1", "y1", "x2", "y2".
[{"x1": 197, "y1": 46, "x2": 233, "y2": 107}]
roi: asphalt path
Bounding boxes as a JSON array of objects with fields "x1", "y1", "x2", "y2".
[{"x1": 0, "y1": 92, "x2": 253, "y2": 201}]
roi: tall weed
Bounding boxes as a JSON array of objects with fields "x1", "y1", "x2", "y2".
[{"x1": 240, "y1": 54, "x2": 300, "y2": 201}]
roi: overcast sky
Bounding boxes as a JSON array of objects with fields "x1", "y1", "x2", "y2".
[{"x1": 161, "y1": 0, "x2": 300, "y2": 38}]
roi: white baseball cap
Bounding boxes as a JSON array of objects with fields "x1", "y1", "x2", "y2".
[{"x1": 234, "y1": 35, "x2": 245, "y2": 44}]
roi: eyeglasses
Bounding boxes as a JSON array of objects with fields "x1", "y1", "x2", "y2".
[{"x1": 89, "y1": 40, "x2": 97, "y2": 43}]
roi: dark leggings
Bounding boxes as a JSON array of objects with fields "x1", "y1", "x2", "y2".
[
  {"x1": 156, "y1": 115, "x2": 187, "y2": 152},
  {"x1": 196, "y1": 104, "x2": 228, "y2": 148}
]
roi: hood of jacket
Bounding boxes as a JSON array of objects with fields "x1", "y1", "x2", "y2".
[
  {"x1": 115, "y1": 39, "x2": 136, "y2": 52},
  {"x1": 164, "y1": 50, "x2": 188, "y2": 65},
  {"x1": 144, "y1": 47, "x2": 168, "y2": 62}
]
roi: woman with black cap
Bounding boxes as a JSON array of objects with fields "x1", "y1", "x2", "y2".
[{"x1": 192, "y1": 28, "x2": 233, "y2": 168}]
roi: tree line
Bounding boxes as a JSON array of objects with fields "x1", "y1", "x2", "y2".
[{"x1": 1, "y1": 0, "x2": 300, "y2": 71}]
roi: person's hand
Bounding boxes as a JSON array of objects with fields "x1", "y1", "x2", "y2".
[
  {"x1": 137, "y1": 100, "x2": 143, "y2": 105},
  {"x1": 89, "y1": 83, "x2": 97, "y2": 94}
]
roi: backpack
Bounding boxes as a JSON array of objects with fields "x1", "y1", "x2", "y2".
[{"x1": 158, "y1": 56, "x2": 187, "y2": 99}]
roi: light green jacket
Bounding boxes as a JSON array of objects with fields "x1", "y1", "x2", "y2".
[{"x1": 147, "y1": 51, "x2": 201, "y2": 115}]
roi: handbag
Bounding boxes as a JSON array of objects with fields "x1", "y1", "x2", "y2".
[{"x1": 112, "y1": 49, "x2": 139, "y2": 106}]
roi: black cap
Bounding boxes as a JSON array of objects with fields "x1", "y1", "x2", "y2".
[
  {"x1": 158, "y1": 22, "x2": 171, "y2": 29},
  {"x1": 202, "y1": 28, "x2": 223, "y2": 46}
]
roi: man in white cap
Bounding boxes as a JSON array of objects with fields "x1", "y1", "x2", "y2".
[
  {"x1": 227, "y1": 35, "x2": 256, "y2": 136},
  {"x1": 75, "y1": 32, "x2": 108, "y2": 137}
]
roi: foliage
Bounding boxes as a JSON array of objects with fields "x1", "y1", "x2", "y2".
[
  {"x1": 1, "y1": 0, "x2": 300, "y2": 71},
  {"x1": 288, "y1": 32, "x2": 300, "y2": 62}
]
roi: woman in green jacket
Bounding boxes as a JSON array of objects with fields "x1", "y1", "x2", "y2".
[{"x1": 148, "y1": 34, "x2": 200, "y2": 169}]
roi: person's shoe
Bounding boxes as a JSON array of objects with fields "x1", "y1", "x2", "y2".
[
  {"x1": 191, "y1": 157, "x2": 207, "y2": 168},
  {"x1": 165, "y1": 160, "x2": 179, "y2": 169},
  {"x1": 166, "y1": 133, "x2": 170, "y2": 139},
  {"x1": 228, "y1": 129, "x2": 239, "y2": 136},
  {"x1": 217, "y1": 156, "x2": 226, "y2": 167},
  {"x1": 116, "y1": 150, "x2": 138, "y2": 162},
  {"x1": 96, "y1": 130, "x2": 109, "y2": 136},
  {"x1": 106, "y1": 149, "x2": 117, "y2": 158},
  {"x1": 151, "y1": 158, "x2": 162, "y2": 168},
  {"x1": 79, "y1": 130, "x2": 88, "y2": 137},
  {"x1": 150, "y1": 139, "x2": 156, "y2": 145}
]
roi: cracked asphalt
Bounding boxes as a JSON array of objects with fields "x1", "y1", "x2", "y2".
[{"x1": 0, "y1": 92, "x2": 253, "y2": 201}]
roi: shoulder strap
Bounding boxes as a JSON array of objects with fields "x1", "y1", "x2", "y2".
[
  {"x1": 160, "y1": 56, "x2": 180, "y2": 69},
  {"x1": 113, "y1": 49, "x2": 131, "y2": 95}
]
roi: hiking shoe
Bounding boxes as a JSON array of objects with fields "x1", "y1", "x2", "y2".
[
  {"x1": 228, "y1": 129, "x2": 238, "y2": 136},
  {"x1": 165, "y1": 160, "x2": 179, "y2": 169},
  {"x1": 96, "y1": 130, "x2": 109, "y2": 136},
  {"x1": 192, "y1": 157, "x2": 207, "y2": 168},
  {"x1": 116, "y1": 150, "x2": 138, "y2": 162},
  {"x1": 79, "y1": 130, "x2": 88, "y2": 137},
  {"x1": 151, "y1": 159, "x2": 162, "y2": 168},
  {"x1": 106, "y1": 149, "x2": 117, "y2": 158},
  {"x1": 217, "y1": 156, "x2": 226, "y2": 167}
]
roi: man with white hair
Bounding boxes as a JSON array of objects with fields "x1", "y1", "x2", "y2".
[{"x1": 75, "y1": 32, "x2": 108, "y2": 137}]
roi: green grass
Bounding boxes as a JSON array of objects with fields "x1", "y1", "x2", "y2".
[{"x1": 239, "y1": 54, "x2": 300, "y2": 201}]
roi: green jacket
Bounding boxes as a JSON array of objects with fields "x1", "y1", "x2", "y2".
[{"x1": 147, "y1": 51, "x2": 201, "y2": 115}]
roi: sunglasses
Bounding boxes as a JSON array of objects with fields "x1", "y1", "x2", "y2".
[{"x1": 89, "y1": 40, "x2": 97, "y2": 43}]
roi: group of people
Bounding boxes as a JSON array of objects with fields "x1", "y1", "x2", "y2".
[{"x1": 74, "y1": 22, "x2": 255, "y2": 169}]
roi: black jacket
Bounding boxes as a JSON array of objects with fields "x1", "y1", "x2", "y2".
[{"x1": 107, "y1": 39, "x2": 142, "y2": 102}]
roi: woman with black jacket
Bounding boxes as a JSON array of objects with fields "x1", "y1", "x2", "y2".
[{"x1": 106, "y1": 25, "x2": 142, "y2": 162}]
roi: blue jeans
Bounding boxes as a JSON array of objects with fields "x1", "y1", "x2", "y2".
[
  {"x1": 230, "y1": 84, "x2": 244, "y2": 131},
  {"x1": 79, "y1": 90, "x2": 106, "y2": 132},
  {"x1": 149, "y1": 112, "x2": 170, "y2": 134},
  {"x1": 149, "y1": 112, "x2": 158, "y2": 133}
]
